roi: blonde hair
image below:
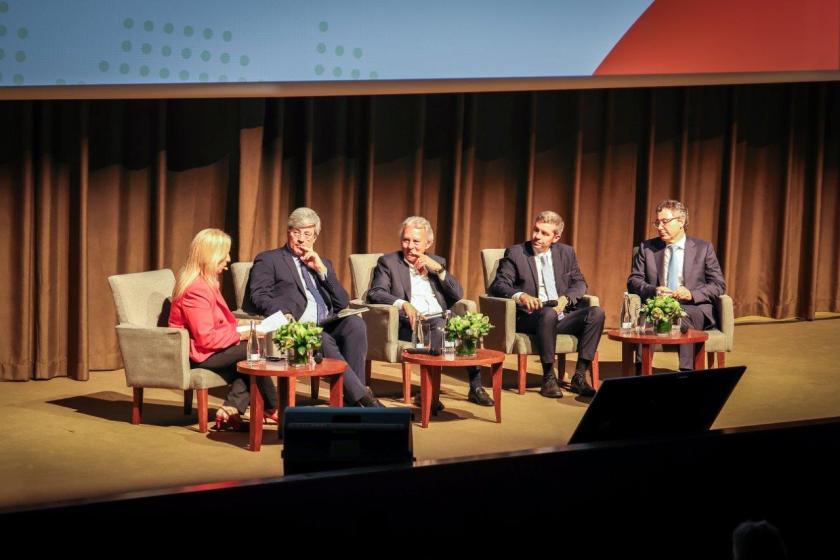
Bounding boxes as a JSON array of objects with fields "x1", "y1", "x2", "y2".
[{"x1": 173, "y1": 228, "x2": 231, "y2": 298}]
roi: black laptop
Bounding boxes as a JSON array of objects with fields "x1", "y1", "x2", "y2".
[{"x1": 567, "y1": 366, "x2": 746, "y2": 445}]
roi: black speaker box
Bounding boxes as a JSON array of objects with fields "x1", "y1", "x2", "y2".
[{"x1": 282, "y1": 407, "x2": 414, "y2": 475}]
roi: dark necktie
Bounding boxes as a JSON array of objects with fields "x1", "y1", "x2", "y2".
[{"x1": 299, "y1": 260, "x2": 328, "y2": 323}]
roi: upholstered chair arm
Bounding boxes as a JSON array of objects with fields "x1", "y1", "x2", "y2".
[
  {"x1": 115, "y1": 324, "x2": 191, "y2": 390},
  {"x1": 479, "y1": 295, "x2": 516, "y2": 353},
  {"x1": 451, "y1": 298, "x2": 477, "y2": 315},
  {"x1": 233, "y1": 309, "x2": 263, "y2": 321},
  {"x1": 717, "y1": 294, "x2": 735, "y2": 351},
  {"x1": 580, "y1": 294, "x2": 600, "y2": 308},
  {"x1": 350, "y1": 299, "x2": 403, "y2": 362}
]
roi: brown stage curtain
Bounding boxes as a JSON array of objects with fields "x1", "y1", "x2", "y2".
[{"x1": 1, "y1": 82, "x2": 838, "y2": 381}]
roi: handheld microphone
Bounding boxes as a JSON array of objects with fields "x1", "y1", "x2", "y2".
[{"x1": 420, "y1": 312, "x2": 443, "y2": 320}]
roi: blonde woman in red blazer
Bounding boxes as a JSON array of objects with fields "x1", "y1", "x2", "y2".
[{"x1": 169, "y1": 228, "x2": 278, "y2": 430}]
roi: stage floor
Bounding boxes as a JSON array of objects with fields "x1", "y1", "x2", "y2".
[{"x1": 2, "y1": 317, "x2": 839, "y2": 511}]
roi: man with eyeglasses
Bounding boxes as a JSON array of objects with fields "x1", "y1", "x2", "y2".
[
  {"x1": 489, "y1": 210, "x2": 605, "y2": 398},
  {"x1": 244, "y1": 207, "x2": 383, "y2": 407},
  {"x1": 366, "y1": 216, "x2": 495, "y2": 410},
  {"x1": 628, "y1": 199, "x2": 726, "y2": 371}
]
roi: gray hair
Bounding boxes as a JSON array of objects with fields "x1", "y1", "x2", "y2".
[
  {"x1": 400, "y1": 216, "x2": 435, "y2": 243},
  {"x1": 287, "y1": 207, "x2": 321, "y2": 235},
  {"x1": 655, "y1": 199, "x2": 689, "y2": 227},
  {"x1": 535, "y1": 210, "x2": 564, "y2": 236}
]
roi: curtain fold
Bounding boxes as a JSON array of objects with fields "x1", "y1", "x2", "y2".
[{"x1": 1, "y1": 82, "x2": 838, "y2": 381}]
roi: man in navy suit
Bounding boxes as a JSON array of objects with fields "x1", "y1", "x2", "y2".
[
  {"x1": 366, "y1": 216, "x2": 494, "y2": 410},
  {"x1": 489, "y1": 211, "x2": 604, "y2": 398},
  {"x1": 244, "y1": 207, "x2": 383, "y2": 407},
  {"x1": 628, "y1": 199, "x2": 726, "y2": 371}
]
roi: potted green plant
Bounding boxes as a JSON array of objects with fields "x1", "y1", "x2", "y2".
[
  {"x1": 642, "y1": 295, "x2": 687, "y2": 336},
  {"x1": 445, "y1": 311, "x2": 493, "y2": 357},
  {"x1": 273, "y1": 321, "x2": 323, "y2": 367}
]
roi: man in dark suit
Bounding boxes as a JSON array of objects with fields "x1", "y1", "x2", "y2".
[
  {"x1": 489, "y1": 211, "x2": 604, "y2": 398},
  {"x1": 366, "y1": 216, "x2": 494, "y2": 409},
  {"x1": 244, "y1": 207, "x2": 383, "y2": 407},
  {"x1": 628, "y1": 199, "x2": 726, "y2": 370}
]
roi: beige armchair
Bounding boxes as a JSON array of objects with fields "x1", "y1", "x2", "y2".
[
  {"x1": 107, "y1": 269, "x2": 229, "y2": 433},
  {"x1": 230, "y1": 261, "x2": 262, "y2": 320},
  {"x1": 625, "y1": 293, "x2": 735, "y2": 368},
  {"x1": 478, "y1": 248, "x2": 601, "y2": 394},
  {"x1": 348, "y1": 253, "x2": 476, "y2": 403}
]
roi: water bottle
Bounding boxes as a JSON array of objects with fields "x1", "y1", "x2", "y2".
[
  {"x1": 620, "y1": 292, "x2": 633, "y2": 333},
  {"x1": 442, "y1": 310, "x2": 455, "y2": 360},
  {"x1": 246, "y1": 320, "x2": 261, "y2": 364}
]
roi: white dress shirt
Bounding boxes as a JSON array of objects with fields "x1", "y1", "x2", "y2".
[{"x1": 393, "y1": 262, "x2": 444, "y2": 316}]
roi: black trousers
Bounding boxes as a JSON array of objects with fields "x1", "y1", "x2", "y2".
[
  {"x1": 193, "y1": 340, "x2": 278, "y2": 414},
  {"x1": 516, "y1": 306, "x2": 605, "y2": 366},
  {"x1": 676, "y1": 304, "x2": 713, "y2": 370},
  {"x1": 320, "y1": 315, "x2": 368, "y2": 403}
]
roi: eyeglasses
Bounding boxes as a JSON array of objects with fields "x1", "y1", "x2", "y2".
[
  {"x1": 651, "y1": 217, "x2": 682, "y2": 228},
  {"x1": 289, "y1": 228, "x2": 316, "y2": 240}
]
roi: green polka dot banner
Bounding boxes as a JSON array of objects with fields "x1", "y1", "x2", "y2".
[{"x1": 0, "y1": 0, "x2": 671, "y2": 87}]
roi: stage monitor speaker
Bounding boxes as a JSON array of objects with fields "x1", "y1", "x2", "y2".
[
  {"x1": 282, "y1": 407, "x2": 414, "y2": 475},
  {"x1": 568, "y1": 366, "x2": 746, "y2": 445}
]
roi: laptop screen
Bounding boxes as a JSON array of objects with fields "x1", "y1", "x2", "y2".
[{"x1": 568, "y1": 366, "x2": 746, "y2": 445}]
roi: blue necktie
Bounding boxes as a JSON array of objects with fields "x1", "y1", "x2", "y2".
[
  {"x1": 541, "y1": 254, "x2": 558, "y2": 301},
  {"x1": 667, "y1": 245, "x2": 680, "y2": 291},
  {"x1": 299, "y1": 260, "x2": 328, "y2": 323}
]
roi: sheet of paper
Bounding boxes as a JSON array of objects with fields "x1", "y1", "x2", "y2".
[{"x1": 236, "y1": 310, "x2": 289, "y2": 334}]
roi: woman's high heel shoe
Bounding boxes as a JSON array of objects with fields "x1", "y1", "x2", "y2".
[
  {"x1": 263, "y1": 409, "x2": 280, "y2": 425},
  {"x1": 214, "y1": 406, "x2": 244, "y2": 431}
]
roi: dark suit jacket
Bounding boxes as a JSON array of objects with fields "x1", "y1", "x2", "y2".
[
  {"x1": 627, "y1": 235, "x2": 726, "y2": 324},
  {"x1": 488, "y1": 241, "x2": 587, "y2": 311},
  {"x1": 243, "y1": 245, "x2": 349, "y2": 320},
  {"x1": 366, "y1": 251, "x2": 463, "y2": 311}
]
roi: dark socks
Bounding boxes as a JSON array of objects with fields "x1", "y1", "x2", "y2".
[
  {"x1": 468, "y1": 367, "x2": 482, "y2": 391},
  {"x1": 574, "y1": 358, "x2": 591, "y2": 378},
  {"x1": 542, "y1": 362, "x2": 555, "y2": 381}
]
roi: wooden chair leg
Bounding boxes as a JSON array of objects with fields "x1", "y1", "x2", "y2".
[
  {"x1": 132, "y1": 387, "x2": 143, "y2": 425},
  {"x1": 183, "y1": 389, "x2": 193, "y2": 415},
  {"x1": 310, "y1": 377, "x2": 320, "y2": 401},
  {"x1": 556, "y1": 354, "x2": 567, "y2": 384},
  {"x1": 517, "y1": 354, "x2": 528, "y2": 395},
  {"x1": 197, "y1": 388, "x2": 209, "y2": 433},
  {"x1": 402, "y1": 362, "x2": 412, "y2": 403},
  {"x1": 365, "y1": 359, "x2": 372, "y2": 387},
  {"x1": 590, "y1": 351, "x2": 600, "y2": 389},
  {"x1": 716, "y1": 352, "x2": 725, "y2": 368},
  {"x1": 707, "y1": 352, "x2": 715, "y2": 368}
]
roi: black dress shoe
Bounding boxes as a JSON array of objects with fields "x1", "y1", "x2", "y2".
[
  {"x1": 358, "y1": 389, "x2": 385, "y2": 408},
  {"x1": 467, "y1": 386, "x2": 495, "y2": 406},
  {"x1": 540, "y1": 376, "x2": 563, "y2": 398},
  {"x1": 412, "y1": 393, "x2": 445, "y2": 414},
  {"x1": 569, "y1": 373, "x2": 596, "y2": 397}
]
